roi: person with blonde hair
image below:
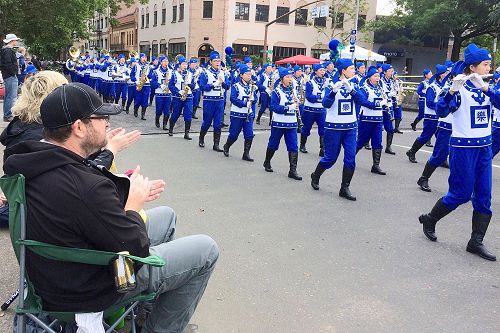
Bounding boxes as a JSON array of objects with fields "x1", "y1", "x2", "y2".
[{"x1": 0, "y1": 70, "x2": 140, "y2": 164}]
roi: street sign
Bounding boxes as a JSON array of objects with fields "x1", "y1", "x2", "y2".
[
  {"x1": 349, "y1": 29, "x2": 357, "y2": 45},
  {"x1": 350, "y1": 46, "x2": 355, "y2": 53},
  {"x1": 311, "y1": 5, "x2": 329, "y2": 18},
  {"x1": 267, "y1": 50, "x2": 273, "y2": 54}
]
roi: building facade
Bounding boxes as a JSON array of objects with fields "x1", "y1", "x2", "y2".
[
  {"x1": 137, "y1": 0, "x2": 377, "y2": 63},
  {"x1": 109, "y1": 4, "x2": 139, "y2": 57}
]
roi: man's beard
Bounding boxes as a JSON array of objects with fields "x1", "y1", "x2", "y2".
[{"x1": 80, "y1": 123, "x2": 107, "y2": 158}]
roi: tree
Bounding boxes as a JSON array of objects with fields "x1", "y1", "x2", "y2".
[
  {"x1": 0, "y1": 0, "x2": 145, "y2": 58},
  {"x1": 369, "y1": 0, "x2": 500, "y2": 61}
]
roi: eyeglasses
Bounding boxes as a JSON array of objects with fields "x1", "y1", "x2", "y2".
[{"x1": 87, "y1": 115, "x2": 110, "y2": 122}]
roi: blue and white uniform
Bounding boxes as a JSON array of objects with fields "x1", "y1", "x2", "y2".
[
  {"x1": 301, "y1": 75, "x2": 326, "y2": 138},
  {"x1": 490, "y1": 78, "x2": 500, "y2": 157},
  {"x1": 199, "y1": 65, "x2": 230, "y2": 132},
  {"x1": 151, "y1": 65, "x2": 172, "y2": 119},
  {"x1": 257, "y1": 68, "x2": 274, "y2": 120},
  {"x1": 356, "y1": 81, "x2": 386, "y2": 150},
  {"x1": 169, "y1": 69, "x2": 194, "y2": 124},
  {"x1": 112, "y1": 61, "x2": 129, "y2": 104},
  {"x1": 428, "y1": 81, "x2": 453, "y2": 168},
  {"x1": 267, "y1": 83, "x2": 299, "y2": 152},
  {"x1": 133, "y1": 60, "x2": 152, "y2": 110},
  {"x1": 228, "y1": 79, "x2": 258, "y2": 142}
]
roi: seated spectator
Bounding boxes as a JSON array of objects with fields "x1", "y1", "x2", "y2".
[{"x1": 3, "y1": 83, "x2": 219, "y2": 332}]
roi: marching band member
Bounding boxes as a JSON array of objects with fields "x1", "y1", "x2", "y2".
[
  {"x1": 223, "y1": 65, "x2": 258, "y2": 161},
  {"x1": 189, "y1": 58, "x2": 202, "y2": 119},
  {"x1": 419, "y1": 44, "x2": 500, "y2": 261},
  {"x1": 83, "y1": 56, "x2": 91, "y2": 87},
  {"x1": 243, "y1": 56, "x2": 258, "y2": 82},
  {"x1": 350, "y1": 62, "x2": 366, "y2": 86},
  {"x1": 393, "y1": 71, "x2": 404, "y2": 134},
  {"x1": 168, "y1": 56, "x2": 195, "y2": 140},
  {"x1": 300, "y1": 63, "x2": 327, "y2": 156},
  {"x1": 149, "y1": 56, "x2": 159, "y2": 105},
  {"x1": 323, "y1": 61, "x2": 336, "y2": 86},
  {"x1": 491, "y1": 73, "x2": 500, "y2": 157},
  {"x1": 100, "y1": 55, "x2": 115, "y2": 103},
  {"x1": 263, "y1": 67, "x2": 302, "y2": 180},
  {"x1": 96, "y1": 54, "x2": 105, "y2": 97},
  {"x1": 112, "y1": 54, "x2": 128, "y2": 110},
  {"x1": 310, "y1": 58, "x2": 369, "y2": 201},
  {"x1": 355, "y1": 66, "x2": 389, "y2": 175},
  {"x1": 133, "y1": 53, "x2": 152, "y2": 120},
  {"x1": 256, "y1": 64, "x2": 274, "y2": 125},
  {"x1": 411, "y1": 69, "x2": 433, "y2": 131},
  {"x1": 416, "y1": 62, "x2": 463, "y2": 192},
  {"x1": 406, "y1": 64, "x2": 449, "y2": 163},
  {"x1": 151, "y1": 56, "x2": 172, "y2": 130},
  {"x1": 125, "y1": 57, "x2": 137, "y2": 114},
  {"x1": 88, "y1": 58, "x2": 98, "y2": 90},
  {"x1": 380, "y1": 64, "x2": 396, "y2": 155},
  {"x1": 292, "y1": 65, "x2": 305, "y2": 129},
  {"x1": 198, "y1": 51, "x2": 230, "y2": 151}
]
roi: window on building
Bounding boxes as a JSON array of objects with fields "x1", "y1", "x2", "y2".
[
  {"x1": 152, "y1": 43, "x2": 158, "y2": 57},
  {"x1": 168, "y1": 42, "x2": 186, "y2": 59},
  {"x1": 255, "y1": 4, "x2": 269, "y2": 22},
  {"x1": 105, "y1": 17, "x2": 108, "y2": 28},
  {"x1": 160, "y1": 42, "x2": 167, "y2": 56},
  {"x1": 232, "y1": 44, "x2": 263, "y2": 59},
  {"x1": 203, "y1": 1, "x2": 213, "y2": 18},
  {"x1": 172, "y1": 5, "x2": 177, "y2": 22},
  {"x1": 358, "y1": 14, "x2": 366, "y2": 29},
  {"x1": 179, "y1": 3, "x2": 184, "y2": 21},
  {"x1": 153, "y1": 5, "x2": 158, "y2": 26},
  {"x1": 332, "y1": 12, "x2": 344, "y2": 29},
  {"x1": 235, "y1": 2, "x2": 250, "y2": 20},
  {"x1": 276, "y1": 6, "x2": 290, "y2": 24},
  {"x1": 295, "y1": 8, "x2": 307, "y2": 25},
  {"x1": 162, "y1": 2, "x2": 166, "y2": 24},
  {"x1": 311, "y1": 48, "x2": 328, "y2": 59},
  {"x1": 314, "y1": 16, "x2": 326, "y2": 27},
  {"x1": 272, "y1": 46, "x2": 305, "y2": 61},
  {"x1": 141, "y1": 10, "x2": 144, "y2": 28},
  {"x1": 146, "y1": 8, "x2": 149, "y2": 27}
]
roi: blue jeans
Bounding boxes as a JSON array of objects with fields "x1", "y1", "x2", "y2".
[
  {"x1": 3, "y1": 76, "x2": 18, "y2": 119},
  {"x1": 129, "y1": 206, "x2": 219, "y2": 333}
]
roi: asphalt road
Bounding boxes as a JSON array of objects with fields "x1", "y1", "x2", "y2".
[{"x1": 0, "y1": 106, "x2": 499, "y2": 333}]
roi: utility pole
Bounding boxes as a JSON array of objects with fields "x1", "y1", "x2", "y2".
[
  {"x1": 263, "y1": 0, "x2": 323, "y2": 63},
  {"x1": 351, "y1": 0, "x2": 360, "y2": 61}
]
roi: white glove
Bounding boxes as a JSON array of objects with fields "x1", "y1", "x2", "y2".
[
  {"x1": 469, "y1": 73, "x2": 488, "y2": 90},
  {"x1": 247, "y1": 100, "x2": 252, "y2": 109},
  {"x1": 331, "y1": 81, "x2": 343, "y2": 93},
  {"x1": 341, "y1": 79, "x2": 353, "y2": 92},
  {"x1": 379, "y1": 99, "x2": 388, "y2": 108},
  {"x1": 160, "y1": 84, "x2": 166, "y2": 90},
  {"x1": 450, "y1": 74, "x2": 467, "y2": 92},
  {"x1": 179, "y1": 90, "x2": 186, "y2": 97}
]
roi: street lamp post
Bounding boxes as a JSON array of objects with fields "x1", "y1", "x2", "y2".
[
  {"x1": 263, "y1": 0, "x2": 323, "y2": 63},
  {"x1": 351, "y1": 0, "x2": 360, "y2": 61}
]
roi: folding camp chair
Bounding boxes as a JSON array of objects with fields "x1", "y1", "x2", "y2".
[{"x1": 0, "y1": 174, "x2": 165, "y2": 333}]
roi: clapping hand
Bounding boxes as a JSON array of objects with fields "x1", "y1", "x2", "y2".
[{"x1": 106, "y1": 128, "x2": 141, "y2": 155}]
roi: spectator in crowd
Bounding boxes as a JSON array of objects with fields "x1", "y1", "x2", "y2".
[
  {"x1": 16, "y1": 46, "x2": 26, "y2": 85},
  {"x1": 3, "y1": 82, "x2": 219, "y2": 333},
  {"x1": 0, "y1": 33, "x2": 21, "y2": 122}
]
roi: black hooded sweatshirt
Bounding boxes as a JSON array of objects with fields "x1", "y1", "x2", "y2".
[{"x1": 3, "y1": 141, "x2": 150, "y2": 312}]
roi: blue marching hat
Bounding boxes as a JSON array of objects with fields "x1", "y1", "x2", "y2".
[
  {"x1": 243, "y1": 56, "x2": 252, "y2": 64},
  {"x1": 129, "y1": 57, "x2": 137, "y2": 63},
  {"x1": 210, "y1": 51, "x2": 221, "y2": 61},
  {"x1": 293, "y1": 65, "x2": 302, "y2": 72},
  {"x1": 463, "y1": 43, "x2": 492, "y2": 65},
  {"x1": 239, "y1": 64, "x2": 251, "y2": 74},
  {"x1": 381, "y1": 64, "x2": 393, "y2": 72},
  {"x1": 423, "y1": 68, "x2": 431, "y2": 76},
  {"x1": 435, "y1": 64, "x2": 448, "y2": 76},
  {"x1": 335, "y1": 58, "x2": 354, "y2": 72},
  {"x1": 177, "y1": 55, "x2": 187, "y2": 64},
  {"x1": 159, "y1": 55, "x2": 167, "y2": 62},
  {"x1": 279, "y1": 67, "x2": 293, "y2": 79},
  {"x1": 139, "y1": 53, "x2": 146, "y2": 58},
  {"x1": 24, "y1": 64, "x2": 37, "y2": 75},
  {"x1": 118, "y1": 54, "x2": 125, "y2": 59},
  {"x1": 356, "y1": 62, "x2": 365, "y2": 69},
  {"x1": 366, "y1": 66, "x2": 378, "y2": 78},
  {"x1": 312, "y1": 64, "x2": 323, "y2": 72},
  {"x1": 189, "y1": 58, "x2": 198, "y2": 64}
]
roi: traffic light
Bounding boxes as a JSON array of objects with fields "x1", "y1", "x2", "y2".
[{"x1": 329, "y1": 6, "x2": 335, "y2": 19}]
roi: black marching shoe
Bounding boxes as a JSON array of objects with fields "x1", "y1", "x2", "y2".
[
  {"x1": 417, "y1": 162, "x2": 437, "y2": 192},
  {"x1": 394, "y1": 119, "x2": 403, "y2": 134},
  {"x1": 192, "y1": 107, "x2": 198, "y2": 119},
  {"x1": 168, "y1": 121, "x2": 175, "y2": 136},
  {"x1": 125, "y1": 105, "x2": 130, "y2": 114},
  {"x1": 385, "y1": 132, "x2": 396, "y2": 155},
  {"x1": 425, "y1": 140, "x2": 433, "y2": 147},
  {"x1": 141, "y1": 107, "x2": 147, "y2": 120},
  {"x1": 155, "y1": 114, "x2": 161, "y2": 128},
  {"x1": 406, "y1": 139, "x2": 424, "y2": 163},
  {"x1": 287, "y1": 152, "x2": 302, "y2": 180},
  {"x1": 339, "y1": 168, "x2": 356, "y2": 201},
  {"x1": 263, "y1": 149, "x2": 275, "y2": 172},
  {"x1": 242, "y1": 139, "x2": 254, "y2": 161},
  {"x1": 441, "y1": 160, "x2": 449, "y2": 169},
  {"x1": 418, "y1": 198, "x2": 451, "y2": 241},
  {"x1": 255, "y1": 114, "x2": 262, "y2": 125},
  {"x1": 310, "y1": 163, "x2": 327, "y2": 190},
  {"x1": 199, "y1": 129, "x2": 207, "y2": 147},
  {"x1": 121, "y1": 101, "x2": 126, "y2": 112},
  {"x1": 364, "y1": 142, "x2": 372, "y2": 150},
  {"x1": 466, "y1": 211, "x2": 496, "y2": 261},
  {"x1": 213, "y1": 131, "x2": 224, "y2": 152},
  {"x1": 133, "y1": 107, "x2": 139, "y2": 117},
  {"x1": 319, "y1": 136, "x2": 325, "y2": 157},
  {"x1": 299, "y1": 135, "x2": 308, "y2": 153},
  {"x1": 162, "y1": 116, "x2": 169, "y2": 130},
  {"x1": 370, "y1": 149, "x2": 386, "y2": 175},
  {"x1": 223, "y1": 137, "x2": 236, "y2": 157},
  {"x1": 184, "y1": 121, "x2": 192, "y2": 140}
]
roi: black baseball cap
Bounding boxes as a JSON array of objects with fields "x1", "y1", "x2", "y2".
[{"x1": 40, "y1": 83, "x2": 122, "y2": 129}]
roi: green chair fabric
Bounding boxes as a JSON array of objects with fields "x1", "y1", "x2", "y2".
[{"x1": 0, "y1": 174, "x2": 165, "y2": 331}]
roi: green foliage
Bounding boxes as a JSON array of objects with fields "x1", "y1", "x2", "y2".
[
  {"x1": 0, "y1": 0, "x2": 145, "y2": 58},
  {"x1": 371, "y1": 0, "x2": 500, "y2": 60}
]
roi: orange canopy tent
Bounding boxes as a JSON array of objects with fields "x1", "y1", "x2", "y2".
[{"x1": 274, "y1": 55, "x2": 320, "y2": 65}]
